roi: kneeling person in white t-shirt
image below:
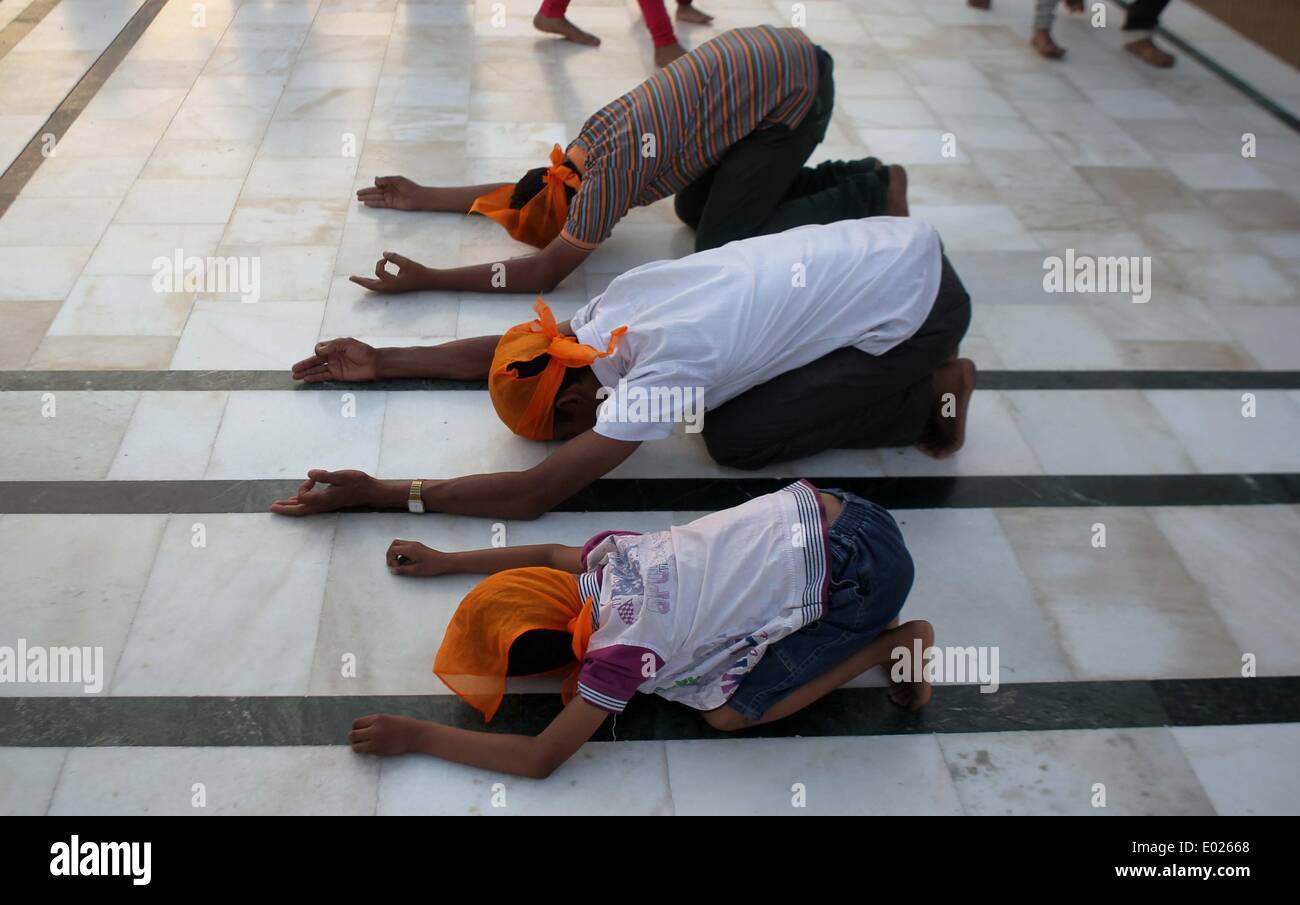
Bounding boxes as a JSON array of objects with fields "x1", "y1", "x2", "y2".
[
  {"x1": 273, "y1": 218, "x2": 974, "y2": 521},
  {"x1": 346, "y1": 482, "x2": 933, "y2": 778}
]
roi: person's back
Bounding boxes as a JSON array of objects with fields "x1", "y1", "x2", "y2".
[{"x1": 571, "y1": 216, "x2": 944, "y2": 440}]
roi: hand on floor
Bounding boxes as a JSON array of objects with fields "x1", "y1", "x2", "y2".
[
  {"x1": 386, "y1": 539, "x2": 453, "y2": 577},
  {"x1": 349, "y1": 251, "x2": 430, "y2": 293},
  {"x1": 292, "y1": 337, "x2": 378, "y2": 383},
  {"x1": 270, "y1": 469, "x2": 377, "y2": 516},
  {"x1": 356, "y1": 175, "x2": 426, "y2": 211}
]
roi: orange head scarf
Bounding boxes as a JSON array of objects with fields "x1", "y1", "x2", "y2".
[
  {"x1": 468, "y1": 144, "x2": 581, "y2": 249},
  {"x1": 489, "y1": 297, "x2": 627, "y2": 441},
  {"x1": 433, "y1": 567, "x2": 597, "y2": 722}
]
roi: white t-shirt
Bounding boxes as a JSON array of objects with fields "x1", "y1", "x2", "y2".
[
  {"x1": 570, "y1": 217, "x2": 942, "y2": 442},
  {"x1": 574, "y1": 480, "x2": 831, "y2": 713}
]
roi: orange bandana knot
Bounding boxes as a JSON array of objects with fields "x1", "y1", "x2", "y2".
[
  {"x1": 489, "y1": 297, "x2": 627, "y2": 441},
  {"x1": 433, "y1": 567, "x2": 598, "y2": 722},
  {"x1": 468, "y1": 144, "x2": 580, "y2": 249}
]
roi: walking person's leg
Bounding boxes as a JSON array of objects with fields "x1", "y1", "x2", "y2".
[
  {"x1": 1123, "y1": 0, "x2": 1175, "y2": 67},
  {"x1": 534, "y1": 0, "x2": 601, "y2": 46}
]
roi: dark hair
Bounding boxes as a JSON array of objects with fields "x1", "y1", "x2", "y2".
[
  {"x1": 509, "y1": 159, "x2": 580, "y2": 209},
  {"x1": 506, "y1": 629, "x2": 575, "y2": 676},
  {"x1": 507, "y1": 354, "x2": 590, "y2": 393}
]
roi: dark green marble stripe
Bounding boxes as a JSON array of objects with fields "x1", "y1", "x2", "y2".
[
  {"x1": 1, "y1": 677, "x2": 1295, "y2": 746},
  {"x1": 2, "y1": 474, "x2": 1297, "y2": 514}
]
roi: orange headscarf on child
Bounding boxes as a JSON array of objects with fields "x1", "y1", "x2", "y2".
[
  {"x1": 433, "y1": 567, "x2": 598, "y2": 722},
  {"x1": 468, "y1": 144, "x2": 581, "y2": 249},
  {"x1": 489, "y1": 297, "x2": 626, "y2": 441}
]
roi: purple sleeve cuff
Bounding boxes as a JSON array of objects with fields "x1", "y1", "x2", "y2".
[{"x1": 577, "y1": 645, "x2": 664, "y2": 713}]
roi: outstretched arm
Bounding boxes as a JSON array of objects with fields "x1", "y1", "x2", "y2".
[
  {"x1": 356, "y1": 176, "x2": 510, "y2": 213},
  {"x1": 290, "y1": 335, "x2": 500, "y2": 383},
  {"x1": 349, "y1": 696, "x2": 610, "y2": 779},
  {"x1": 349, "y1": 236, "x2": 592, "y2": 295},
  {"x1": 270, "y1": 430, "x2": 640, "y2": 520},
  {"x1": 385, "y1": 540, "x2": 586, "y2": 576}
]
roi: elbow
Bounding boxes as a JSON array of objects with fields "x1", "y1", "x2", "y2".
[{"x1": 522, "y1": 749, "x2": 566, "y2": 780}]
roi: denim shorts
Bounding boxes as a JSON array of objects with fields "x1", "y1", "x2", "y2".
[{"x1": 726, "y1": 489, "x2": 914, "y2": 721}]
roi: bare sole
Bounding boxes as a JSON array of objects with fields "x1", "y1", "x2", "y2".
[{"x1": 917, "y1": 358, "x2": 976, "y2": 459}]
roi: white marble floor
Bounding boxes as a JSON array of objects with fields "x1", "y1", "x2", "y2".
[{"x1": 1, "y1": 0, "x2": 1298, "y2": 816}]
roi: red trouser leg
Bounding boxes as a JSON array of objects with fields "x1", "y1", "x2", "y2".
[
  {"x1": 538, "y1": 0, "x2": 570, "y2": 17},
  {"x1": 637, "y1": 0, "x2": 677, "y2": 48}
]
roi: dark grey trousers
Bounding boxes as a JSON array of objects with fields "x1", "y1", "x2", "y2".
[{"x1": 702, "y1": 253, "x2": 972, "y2": 470}]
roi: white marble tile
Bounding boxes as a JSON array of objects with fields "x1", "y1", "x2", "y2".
[
  {"x1": 376, "y1": 391, "x2": 549, "y2": 479},
  {"x1": 107, "y1": 391, "x2": 228, "y2": 480},
  {"x1": 49, "y1": 747, "x2": 379, "y2": 816},
  {"x1": 1154, "y1": 506, "x2": 1300, "y2": 676},
  {"x1": 1164, "y1": 153, "x2": 1277, "y2": 191},
  {"x1": 205, "y1": 390, "x2": 386, "y2": 479},
  {"x1": 20, "y1": 155, "x2": 148, "y2": 198},
  {"x1": 16, "y1": 0, "x2": 145, "y2": 52},
  {"x1": 667, "y1": 736, "x2": 964, "y2": 815},
  {"x1": 979, "y1": 304, "x2": 1124, "y2": 369},
  {"x1": 910, "y1": 204, "x2": 1039, "y2": 251},
  {"x1": 172, "y1": 301, "x2": 326, "y2": 369},
  {"x1": 1219, "y1": 306, "x2": 1300, "y2": 370},
  {"x1": 0, "y1": 749, "x2": 67, "y2": 816},
  {"x1": 878, "y1": 391, "x2": 1042, "y2": 476},
  {"x1": 0, "y1": 198, "x2": 118, "y2": 247},
  {"x1": 894, "y1": 508, "x2": 1074, "y2": 685},
  {"x1": 243, "y1": 155, "x2": 361, "y2": 200},
  {"x1": 1006, "y1": 390, "x2": 1196, "y2": 474},
  {"x1": 84, "y1": 224, "x2": 226, "y2": 276},
  {"x1": 0, "y1": 247, "x2": 93, "y2": 301},
  {"x1": 115, "y1": 178, "x2": 245, "y2": 225},
  {"x1": 0, "y1": 391, "x2": 138, "y2": 480},
  {"x1": 321, "y1": 274, "x2": 460, "y2": 338},
  {"x1": 224, "y1": 199, "x2": 348, "y2": 246},
  {"x1": 140, "y1": 140, "x2": 259, "y2": 179},
  {"x1": 1146, "y1": 390, "x2": 1300, "y2": 474},
  {"x1": 378, "y1": 740, "x2": 672, "y2": 815},
  {"x1": 0, "y1": 514, "x2": 166, "y2": 696},
  {"x1": 940, "y1": 728, "x2": 1214, "y2": 815},
  {"x1": 997, "y1": 507, "x2": 1242, "y2": 680},
  {"x1": 113, "y1": 514, "x2": 336, "y2": 696},
  {"x1": 1173, "y1": 724, "x2": 1300, "y2": 816},
  {"x1": 47, "y1": 274, "x2": 194, "y2": 337}
]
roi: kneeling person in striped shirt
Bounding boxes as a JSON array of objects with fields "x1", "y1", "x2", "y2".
[
  {"x1": 349, "y1": 25, "x2": 907, "y2": 296},
  {"x1": 346, "y1": 482, "x2": 932, "y2": 779}
]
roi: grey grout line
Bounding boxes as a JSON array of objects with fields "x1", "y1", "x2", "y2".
[{"x1": 2, "y1": 370, "x2": 1298, "y2": 391}]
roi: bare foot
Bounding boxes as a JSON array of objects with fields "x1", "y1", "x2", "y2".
[
  {"x1": 885, "y1": 163, "x2": 908, "y2": 217},
  {"x1": 887, "y1": 620, "x2": 934, "y2": 712},
  {"x1": 676, "y1": 3, "x2": 713, "y2": 25},
  {"x1": 533, "y1": 12, "x2": 601, "y2": 46},
  {"x1": 1032, "y1": 29, "x2": 1066, "y2": 59},
  {"x1": 967, "y1": 0, "x2": 990, "y2": 9},
  {"x1": 655, "y1": 42, "x2": 688, "y2": 67},
  {"x1": 1125, "y1": 37, "x2": 1175, "y2": 68},
  {"x1": 348, "y1": 714, "x2": 426, "y2": 756},
  {"x1": 916, "y1": 358, "x2": 976, "y2": 459}
]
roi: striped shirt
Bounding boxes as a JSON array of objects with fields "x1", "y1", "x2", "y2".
[{"x1": 561, "y1": 25, "x2": 820, "y2": 249}]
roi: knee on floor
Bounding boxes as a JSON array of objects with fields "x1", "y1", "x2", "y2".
[{"x1": 702, "y1": 706, "x2": 754, "y2": 732}]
